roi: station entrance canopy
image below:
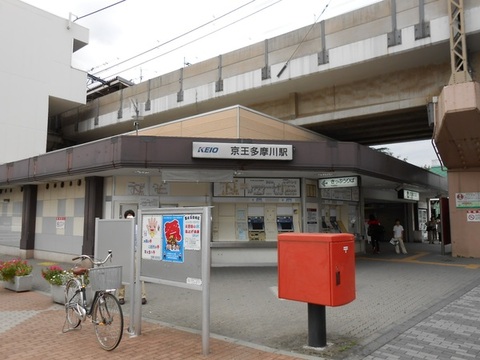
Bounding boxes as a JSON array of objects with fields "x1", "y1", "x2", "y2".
[{"x1": 0, "y1": 106, "x2": 446, "y2": 197}]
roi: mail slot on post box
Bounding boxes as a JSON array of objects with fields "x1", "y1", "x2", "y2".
[{"x1": 278, "y1": 233, "x2": 355, "y2": 306}]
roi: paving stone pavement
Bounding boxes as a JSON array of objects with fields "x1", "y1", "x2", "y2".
[
  {"x1": 2, "y1": 242, "x2": 480, "y2": 359},
  {"x1": 356, "y1": 284, "x2": 480, "y2": 360},
  {"x1": 0, "y1": 289, "x2": 307, "y2": 360}
]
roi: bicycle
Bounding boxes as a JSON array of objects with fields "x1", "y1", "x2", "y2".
[{"x1": 62, "y1": 250, "x2": 124, "y2": 351}]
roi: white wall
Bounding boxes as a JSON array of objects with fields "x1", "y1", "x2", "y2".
[{"x1": 0, "y1": 0, "x2": 88, "y2": 164}]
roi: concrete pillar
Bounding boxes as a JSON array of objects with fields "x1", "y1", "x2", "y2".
[
  {"x1": 435, "y1": 81, "x2": 480, "y2": 258},
  {"x1": 447, "y1": 171, "x2": 480, "y2": 258},
  {"x1": 19, "y1": 185, "x2": 37, "y2": 259},
  {"x1": 82, "y1": 176, "x2": 104, "y2": 256}
]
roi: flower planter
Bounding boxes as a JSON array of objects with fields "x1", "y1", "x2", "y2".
[
  {"x1": 51, "y1": 284, "x2": 66, "y2": 304},
  {"x1": 3, "y1": 274, "x2": 33, "y2": 292}
]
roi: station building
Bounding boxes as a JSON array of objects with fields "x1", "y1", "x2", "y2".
[{"x1": 0, "y1": 105, "x2": 447, "y2": 265}]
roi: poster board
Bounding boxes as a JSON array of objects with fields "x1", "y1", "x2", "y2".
[
  {"x1": 135, "y1": 206, "x2": 211, "y2": 355},
  {"x1": 138, "y1": 207, "x2": 211, "y2": 290}
]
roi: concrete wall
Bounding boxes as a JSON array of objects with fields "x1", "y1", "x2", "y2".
[
  {"x1": 56, "y1": 0, "x2": 480, "y2": 143},
  {"x1": 0, "y1": 0, "x2": 88, "y2": 164}
]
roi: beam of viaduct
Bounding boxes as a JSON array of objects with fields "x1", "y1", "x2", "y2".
[{"x1": 53, "y1": 0, "x2": 480, "y2": 149}]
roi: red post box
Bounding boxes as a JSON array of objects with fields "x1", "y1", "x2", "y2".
[{"x1": 278, "y1": 233, "x2": 355, "y2": 306}]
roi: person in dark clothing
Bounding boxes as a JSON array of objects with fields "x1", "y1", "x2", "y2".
[
  {"x1": 426, "y1": 216, "x2": 437, "y2": 244},
  {"x1": 368, "y1": 214, "x2": 385, "y2": 254}
]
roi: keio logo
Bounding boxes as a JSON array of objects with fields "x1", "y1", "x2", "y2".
[{"x1": 196, "y1": 147, "x2": 219, "y2": 153}]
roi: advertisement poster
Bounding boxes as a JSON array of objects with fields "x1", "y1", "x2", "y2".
[
  {"x1": 142, "y1": 215, "x2": 162, "y2": 260},
  {"x1": 184, "y1": 214, "x2": 201, "y2": 250},
  {"x1": 162, "y1": 215, "x2": 185, "y2": 263}
]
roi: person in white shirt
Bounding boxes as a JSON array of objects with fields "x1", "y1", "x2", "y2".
[{"x1": 393, "y1": 219, "x2": 408, "y2": 255}]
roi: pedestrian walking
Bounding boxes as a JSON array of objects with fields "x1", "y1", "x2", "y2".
[
  {"x1": 368, "y1": 214, "x2": 384, "y2": 254},
  {"x1": 426, "y1": 216, "x2": 437, "y2": 244},
  {"x1": 393, "y1": 219, "x2": 408, "y2": 254}
]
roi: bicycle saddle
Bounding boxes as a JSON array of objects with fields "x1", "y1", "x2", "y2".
[{"x1": 72, "y1": 267, "x2": 89, "y2": 276}]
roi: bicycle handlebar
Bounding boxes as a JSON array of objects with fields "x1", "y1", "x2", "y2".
[{"x1": 72, "y1": 250, "x2": 113, "y2": 266}]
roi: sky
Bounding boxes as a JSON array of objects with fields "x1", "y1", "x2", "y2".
[
  {"x1": 20, "y1": 0, "x2": 438, "y2": 168},
  {"x1": 372, "y1": 140, "x2": 440, "y2": 168}
]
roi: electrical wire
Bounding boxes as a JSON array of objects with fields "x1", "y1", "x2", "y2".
[
  {"x1": 96, "y1": 0, "x2": 282, "y2": 82},
  {"x1": 276, "y1": 0, "x2": 332, "y2": 78},
  {"x1": 91, "y1": 0, "x2": 257, "y2": 77},
  {"x1": 72, "y1": 0, "x2": 126, "y2": 22}
]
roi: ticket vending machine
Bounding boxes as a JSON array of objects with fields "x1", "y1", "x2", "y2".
[
  {"x1": 248, "y1": 216, "x2": 266, "y2": 240},
  {"x1": 276, "y1": 215, "x2": 294, "y2": 232}
]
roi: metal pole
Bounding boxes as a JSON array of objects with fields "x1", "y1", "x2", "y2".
[
  {"x1": 128, "y1": 218, "x2": 137, "y2": 335},
  {"x1": 307, "y1": 303, "x2": 327, "y2": 348},
  {"x1": 133, "y1": 212, "x2": 143, "y2": 335},
  {"x1": 201, "y1": 206, "x2": 211, "y2": 356}
]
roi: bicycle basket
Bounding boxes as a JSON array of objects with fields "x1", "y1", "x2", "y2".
[{"x1": 89, "y1": 266, "x2": 122, "y2": 291}]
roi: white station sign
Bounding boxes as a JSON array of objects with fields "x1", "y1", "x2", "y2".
[
  {"x1": 398, "y1": 189, "x2": 420, "y2": 201},
  {"x1": 318, "y1": 176, "x2": 359, "y2": 188},
  {"x1": 192, "y1": 142, "x2": 293, "y2": 160}
]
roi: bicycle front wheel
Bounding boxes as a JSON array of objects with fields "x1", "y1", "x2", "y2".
[
  {"x1": 65, "y1": 279, "x2": 82, "y2": 328},
  {"x1": 92, "y1": 293, "x2": 124, "y2": 351}
]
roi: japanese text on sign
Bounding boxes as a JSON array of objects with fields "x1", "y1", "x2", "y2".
[
  {"x1": 184, "y1": 214, "x2": 201, "y2": 250},
  {"x1": 214, "y1": 178, "x2": 300, "y2": 197},
  {"x1": 398, "y1": 189, "x2": 420, "y2": 201},
  {"x1": 192, "y1": 142, "x2": 293, "y2": 160},
  {"x1": 456, "y1": 193, "x2": 480, "y2": 208},
  {"x1": 319, "y1": 176, "x2": 359, "y2": 188}
]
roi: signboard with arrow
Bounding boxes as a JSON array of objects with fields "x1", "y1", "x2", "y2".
[{"x1": 318, "y1": 176, "x2": 359, "y2": 189}]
